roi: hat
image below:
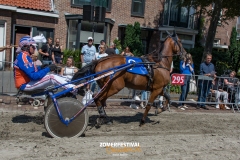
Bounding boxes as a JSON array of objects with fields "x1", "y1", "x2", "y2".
[{"x1": 88, "y1": 37, "x2": 93, "y2": 41}]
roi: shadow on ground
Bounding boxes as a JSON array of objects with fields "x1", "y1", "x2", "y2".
[{"x1": 12, "y1": 114, "x2": 44, "y2": 125}]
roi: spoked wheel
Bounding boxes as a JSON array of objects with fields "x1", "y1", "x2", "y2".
[{"x1": 44, "y1": 97, "x2": 89, "y2": 138}]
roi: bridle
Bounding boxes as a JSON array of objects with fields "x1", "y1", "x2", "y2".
[
  {"x1": 159, "y1": 34, "x2": 184, "y2": 58},
  {"x1": 155, "y1": 33, "x2": 185, "y2": 71}
]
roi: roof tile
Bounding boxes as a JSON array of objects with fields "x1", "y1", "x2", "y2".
[{"x1": 0, "y1": 0, "x2": 52, "y2": 12}]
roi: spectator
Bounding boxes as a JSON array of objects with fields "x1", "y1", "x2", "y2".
[
  {"x1": 197, "y1": 53, "x2": 216, "y2": 110},
  {"x1": 178, "y1": 54, "x2": 194, "y2": 110},
  {"x1": 121, "y1": 46, "x2": 134, "y2": 57},
  {"x1": 224, "y1": 71, "x2": 240, "y2": 105},
  {"x1": 30, "y1": 49, "x2": 42, "y2": 67},
  {"x1": 39, "y1": 37, "x2": 54, "y2": 65},
  {"x1": 81, "y1": 37, "x2": 96, "y2": 68},
  {"x1": 0, "y1": 45, "x2": 12, "y2": 52},
  {"x1": 95, "y1": 45, "x2": 108, "y2": 60},
  {"x1": 105, "y1": 42, "x2": 116, "y2": 55},
  {"x1": 91, "y1": 44, "x2": 108, "y2": 92},
  {"x1": 140, "y1": 91, "x2": 148, "y2": 108},
  {"x1": 52, "y1": 38, "x2": 63, "y2": 64},
  {"x1": 60, "y1": 56, "x2": 78, "y2": 82},
  {"x1": 210, "y1": 78, "x2": 230, "y2": 109},
  {"x1": 98, "y1": 40, "x2": 105, "y2": 52},
  {"x1": 114, "y1": 43, "x2": 119, "y2": 54}
]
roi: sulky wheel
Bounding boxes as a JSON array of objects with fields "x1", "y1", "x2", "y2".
[{"x1": 44, "y1": 97, "x2": 89, "y2": 138}]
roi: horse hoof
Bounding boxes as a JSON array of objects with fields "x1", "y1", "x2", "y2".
[
  {"x1": 104, "y1": 118, "x2": 113, "y2": 125},
  {"x1": 96, "y1": 118, "x2": 104, "y2": 127},
  {"x1": 162, "y1": 107, "x2": 167, "y2": 112},
  {"x1": 155, "y1": 108, "x2": 163, "y2": 116},
  {"x1": 139, "y1": 119, "x2": 145, "y2": 126}
]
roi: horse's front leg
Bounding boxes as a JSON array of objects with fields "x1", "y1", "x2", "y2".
[{"x1": 140, "y1": 90, "x2": 160, "y2": 126}]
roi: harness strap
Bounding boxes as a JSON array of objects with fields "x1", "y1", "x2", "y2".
[{"x1": 156, "y1": 64, "x2": 170, "y2": 72}]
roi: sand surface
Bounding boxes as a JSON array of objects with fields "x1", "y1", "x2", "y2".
[{"x1": 0, "y1": 109, "x2": 240, "y2": 160}]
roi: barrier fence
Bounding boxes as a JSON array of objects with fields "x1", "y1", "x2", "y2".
[
  {"x1": 168, "y1": 73, "x2": 240, "y2": 112},
  {"x1": 0, "y1": 60, "x2": 240, "y2": 112}
]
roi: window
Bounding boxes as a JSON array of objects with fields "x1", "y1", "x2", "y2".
[
  {"x1": 131, "y1": 0, "x2": 145, "y2": 17},
  {"x1": 67, "y1": 20, "x2": 78, "y2": 50},
  {"x1": 80, "y1": 21, "x2": 104, "y2": 45},
  {"x1": 32, "y1": 27, "x2": 54, "y2": 49},
  {"x1": 72, "y1": 0, "x2": 91, "y2": 5},
  {"x1": 72, "y1": 0, "x2": 112, "y2": 11},
  {"x1": 163, "y1": 0, "x2": 195, "y2": 29},
  {"x1": 213, "y1": 39, "x2": 221, "y2": 45}
]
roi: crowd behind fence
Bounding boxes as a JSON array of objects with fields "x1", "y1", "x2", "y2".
[
  {"x1": 0, "y1": 60, "x2": 240, "y2": 112},
  {"x1": 169, "y1": 73, "x2": 240, "y2": 112}
]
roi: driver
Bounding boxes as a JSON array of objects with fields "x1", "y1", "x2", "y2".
[{"x1": 14, "y1": 36, "x2": 78, "y2": 94}]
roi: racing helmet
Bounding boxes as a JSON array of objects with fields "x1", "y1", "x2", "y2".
[{"x1": 16, "y1": 36, "x2": 37, "y2": 53}]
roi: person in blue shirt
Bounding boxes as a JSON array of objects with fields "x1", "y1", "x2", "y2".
[
  {"x1": 81, "y1": 37, "x2": 96, "y2": 68},
  {"x1": 197, "y1": 53, "x2": 216, "y2": 110},
  {"x1": 178, "y1": 53, "x2": 194, "y2": 110},
  {"x1": 114, "y1": 43, "x2": 119, "y2": 54},
  {"x1": 81, "y1": 37, "x2": 97, "y2": 91}
]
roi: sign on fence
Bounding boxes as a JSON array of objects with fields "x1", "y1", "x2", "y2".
[{"x1": 171, "y1": 74, "x2": 185, "y2": 85}]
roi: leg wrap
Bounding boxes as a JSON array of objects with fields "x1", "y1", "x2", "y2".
[
  {"x1": 164, "y1": 91, "x2": 171, "y2": 101},
  {"x1": 97, "y1": 106, "x2": 107, "y2": 117}
]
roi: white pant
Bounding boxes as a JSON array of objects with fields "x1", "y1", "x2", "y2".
[
  {"x1": 214, "y1": 91, "x2": 228, "y2": 104},
  {"x1": 23, "y1": 74, "x2": 75, "y2": 91}
]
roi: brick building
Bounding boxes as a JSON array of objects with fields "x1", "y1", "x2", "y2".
[{"x1": 0, "y1": 0, "x2": 238, "y2": 69}]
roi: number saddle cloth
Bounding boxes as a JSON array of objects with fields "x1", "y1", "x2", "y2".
[
  {"x1": 125, "y1": 57, "x2": 149, "y2": 75},
  {"x1": 125, "y1": 57, "x2": 154, "y2": 89}
]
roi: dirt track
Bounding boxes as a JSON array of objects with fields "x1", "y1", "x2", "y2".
[{"x1": 0, "y1": 108, "x2": 240, "y2": 160}]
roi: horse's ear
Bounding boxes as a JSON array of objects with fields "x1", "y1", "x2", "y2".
[
  {"x1": 166, "y1": 30, "x2": 171, "y2": 35},
  {"x1": 172, "y1": 30, "x2": 176, "y2": 37}
]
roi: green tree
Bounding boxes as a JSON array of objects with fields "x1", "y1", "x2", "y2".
[
  {"x1": 124, "y1": 22, "x2": 143, "y2": 56},
  {"x1": 181, "y1": 0, "x2": 240, "y2": 60},
  {"x1": 113, "y1": 38, "x2": 122, "y2": 53},
  {"x1": 63, "y1": 49, "x2": 81, "y2": 68},
  {"x1": 227, "y1": 27, "x2": 240, "y2": 73}
]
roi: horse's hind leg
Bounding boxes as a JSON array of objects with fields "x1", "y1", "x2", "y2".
[
  {"x1": 140, "y1": 89, "x2": 161, "y2": 126},
  {"x1": 155, "y1": 87, "x2": 171, "y2": 115}
]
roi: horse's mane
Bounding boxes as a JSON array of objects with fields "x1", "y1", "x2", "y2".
[{"x1": 156, "y1": 35, "x2": 178, "y2": 60}]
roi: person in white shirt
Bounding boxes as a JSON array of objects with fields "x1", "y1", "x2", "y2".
[
  {"x1": 30, "y1": 49, "x2": 42, "y2": 67},
  {"x1": 60, "y1": 56, "x2": 78, "y2": 81},
  {"x1": 91, "y1": 45, "x2": 108, "y2": 92},
  {"x1": 95, "y1": 45, "x2": 108, "y2": 60}
]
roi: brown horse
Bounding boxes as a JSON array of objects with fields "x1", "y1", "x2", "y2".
[{"x1": 72, "y1": 31, "x2": 186, "y2": 126}]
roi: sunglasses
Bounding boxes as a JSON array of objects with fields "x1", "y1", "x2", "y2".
[{"x1": 88, "y1": 40, "x2": 93, "y2": 42}]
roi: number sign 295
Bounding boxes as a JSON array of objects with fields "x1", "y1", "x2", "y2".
[{"x1": 171, "y1": 74, "x2": 185, "y2": 85}]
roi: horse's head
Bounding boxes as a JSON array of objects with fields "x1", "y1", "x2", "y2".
[{"x1": 165, "y1": 30, "x2": 187, "y2": 59}]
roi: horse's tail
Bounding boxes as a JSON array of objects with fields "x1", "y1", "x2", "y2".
[{"x1": 71, "y1": 60, "x2": 98, "y2": 84}]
